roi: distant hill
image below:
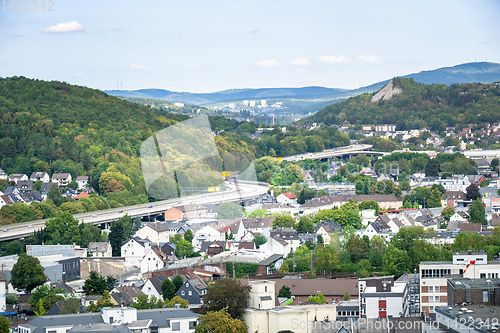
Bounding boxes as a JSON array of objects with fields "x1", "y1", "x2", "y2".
[
  {"x1": 298, "y1": 77, "x2": 500, "y2": 132},
  {"x1": 105, "y1": 62, "x2": 500, "y2": 115},
  {"x1": 105, "y1": 86, "x2": 348, "y2": 105}
]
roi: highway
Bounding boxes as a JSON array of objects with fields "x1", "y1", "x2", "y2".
[
  {"x1": 0, "y1": 180, "x2": 269, "y2": 242},
  {"x1": 282, "y1": 144, "x2": 387, "y2": 162}
]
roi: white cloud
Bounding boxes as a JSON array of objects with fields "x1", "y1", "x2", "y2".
[
  {"x1": 356, "y1": 55, "x2": 382, "y2": 64},
  {"x1": 129, "y1": 64, "x2": 152, "y2": 71},
  {"x1": 255, "y1": 59, "x2": 281, "y2": 68},
  {"x1": 318, "y1": 55, "x2": 349, "y2": 64},
  {"x1": 290, "y1": 57, "x2": 310, "y2": 66},
  {"x1": 43, "y1": 21, "x2": 85, "y2": 33}
]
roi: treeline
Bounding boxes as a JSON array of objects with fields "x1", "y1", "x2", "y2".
[{"x1": 302, "y1": 77, "x2": 500, "y2": 132}]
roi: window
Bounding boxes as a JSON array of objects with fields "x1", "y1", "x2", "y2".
[
  {"x1": 429, "y1": 306, "x2": 434, "y2": 312},
  {"x1": 188, "y1": 291, "x2": 192, "y2": 296},
  {"x1": 182, "y1": 291, "x2": 185, "y2": 295},
  {"x1": 481, "y1": 273, "x2": 486, "y2": 278},
  {"x1": 172, "y1": 322, "x2": 180, "y2": 331},
  {"x1": 435, "y1": 296, "x2": 440, "y2": 303},
  {"x1": 186, "y1": 283, "x2": 189, "y2": 287},
  {"x1": 428, "y1": 286, "x2": 433, "y2": 293},
  {"x1": 148, "y1": 287, "x2": 151, "y2": 291},
  {"x1": 189, "y1": 321, "x2": 196, "y2": 329},
  {"x1": 435, "y1": 286, "x2": 440, "y2": 293},
  {"x1": 428, "y1": 296, "x2": 434, "y2": 302}
]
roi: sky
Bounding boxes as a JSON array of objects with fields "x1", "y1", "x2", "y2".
[{"x1": 1, "y1": 0, "x2": 499, "y2": 92}]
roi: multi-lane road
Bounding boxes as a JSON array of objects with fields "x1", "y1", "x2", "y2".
[
  {"x1": 282, "y1": 144, "x2": 387, "y2": 162},
  {"x1": 0, "y1": 180, "x2": 269, "y2": 242}
]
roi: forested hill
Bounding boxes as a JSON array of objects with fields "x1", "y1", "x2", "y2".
[
  {"x1": 300, "y1": 77, "x2": 500, "y2": 132},
  {"x1": 0, "y1": 77, "x2": 351, "y2": 206},
  {"x1": 0, "y1": 76, "x2": 192, "y2": 203}
]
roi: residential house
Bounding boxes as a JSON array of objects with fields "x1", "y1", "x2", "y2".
[
  {"x1": 315, "y1": 220, "x2": 343, "y2": 244},
  {"x1": 193, "y1": 225, "x2": 226, "y2": 250},
  {"x1": 175, "y1": 276, "x2": 208, "y2": 308},
  {"x1": 0, "y1": 194, "x2": 13, "y2": 208},
  {"x1": 441, "y1": 190, "x2": 467, "y2": 207},
  {"x1": 8, "y1": 173, "x2": 28, "y2": 183},
  {"x1": 20, "y1": 190, "x2": 42, "y2": 204},
  {"x1": 62, "y1": 187, "x2": 77, "y2": 198},
  {"x1": 87, "y1": 242, "x2": 112, "y2": 257},
  {"x1": 277, "y1": 192, "x2": 297, "y2": 205},
  {"x1": 362, "y1": 220, "x2": 392, "y2": 240},
  {"x1": 449, "y1": 211, "x2": 470, "y2": 223},
  {"x1": 199, "y1": 241, "x2": 227, "y2": 257},
  {"x1": 134, "y1": 222, "x2": 171, "y2": 245},
  {"x1": 52, "y1": 172, "x2": 72, "y2": 187},
  {"x1": 164, "y1": 204, "x2": 207, "y2": 221},
  {"x1": 121, "y1": 237, "x2": 153, "y2": 266},
  {"x1": 260, "y1": 236, "x2": 290, "y2": 256},
  {"x1": 270, "y1": 228, "x2": 300, "y2": 252},
  {"x1": 141, "y1": 247, "x2": 167, "y2": 276},
  {"x1": 160, "y1": 242, "x2": 176, "y2": 260},
  {"x1": 41, "y1": 182, "x2": 59, "y2": 199},
  {"x1": 110, "y1": 285, "x2": 144, "y2": 306},
  {"x1": 30, "y1": 171, "x2": 50, "y2": 183},
  {"x1": 142, "y1": 275, "x2": 165, "y2": 301},
  {"x1": 3, "y1": 186, "x2": 24, "y2": 203},
  {"x1": 242, "y1": 217, "x2": 274, "y2": 238},
  {"x1": 413, "y1": 209, "x2": 442, "y2": 229},
  {"x1": 73, "y1": 192, "x2": 90, "y2": 200},
  {"x1": 300, "y1": 195, "x2": 335, "y2": 215},
  {"x1": 0, "y1": 168, "x2": 7, "y2": 180},
  {"x1": 76, "y1": 176, "x2": 89, "y2": 190}
]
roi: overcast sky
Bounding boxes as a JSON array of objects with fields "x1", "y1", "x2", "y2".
[{"x1": 1, "y1": 0, "x2": 499, "y2": 92}]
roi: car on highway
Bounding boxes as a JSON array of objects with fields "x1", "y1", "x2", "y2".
[
  {"x1": 148, "y1": 205, "x2": 153, "y2": 208},
  {"x1": 2, "y1": 228, "x2": 8, "y2": 232},
  {"x1": 92, "y1": 214, "x2": 97, "y2": 217},
  {"x1": 119, "y1": 210, "x2": 124, "y2": 213},
  {"x1": 28, "y1": 224, "x2": 34, "y2": 228}
]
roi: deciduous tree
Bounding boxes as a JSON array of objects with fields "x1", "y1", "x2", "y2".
[
  {"x1": 195, "y1": 309, "x2": 247, "y2": 333},
  {"x1": 11, "y1": 253, "x2": 47, "y2": 293},
  {"x1": 201, "y1": 279, "x2": 250, "y2": 319}
]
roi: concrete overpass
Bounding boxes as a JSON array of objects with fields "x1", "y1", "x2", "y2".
[
  {"x1": 0, "y1": 180, "x2": 269, "y2": 242},
  {"x1": 282, "y1": 144, "x2": 388, "y2": 162}
]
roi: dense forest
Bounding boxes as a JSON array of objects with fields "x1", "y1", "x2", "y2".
[{"x1": 301, "y1": 77, "x2": 500, "y2": 132}]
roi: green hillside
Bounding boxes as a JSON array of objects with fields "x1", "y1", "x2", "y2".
[{"x1": 300, "y1": 77, "x2": 500, "y2": 132}]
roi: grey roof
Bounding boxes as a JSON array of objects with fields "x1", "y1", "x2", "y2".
[
  {"x1": 52, "y1": 173, "x2": 71, "y2": 179},
  {"x1": 41, "y1": 182, "x2": 59, "y2": 193},
  {"x1": 259, "y1": 253, "x2": 283, "y2": 266},
  {"x1": 16, "y1": 180, "x2": 34, "y2": 191},
  {"x1": 20, "y1": 190, "x2": 42, "y2": 203},
  {"x1": 88, "y1": 242, "x2": 111, "y2": 253},
  {"x1": 136, "y1": 308, "x2": 199, "y2": 326},
  {"x1": 70, "y1": 324, "x2": 132, "y2": 332},
  {"x1": 146, "y1": 276, "x2": 164, "y2": 294},
  {"x1": 20, "y1": 312, "x2": 104, "y2": 331}
]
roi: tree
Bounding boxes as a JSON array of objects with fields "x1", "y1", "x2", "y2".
[
  {"x1": 83, "y1": 271, "x2": 107, "y2": 295},
  {"x1": 307, "y1": 293, "x2": 326, "y2": 304},
  {"x1": 466, "y1": 183, "x2": 481, "y2": 201},
  {"x1": 108, "y1": 215, "x2": 133, "y2": 256},
  {"x1": 441, "y1": 206, "x2": 455, "y2": 222},
  {"x1": 295, "y1": 216, "x2": 314, "y2": 233},
  {"x1": 165, "y1": 296, "x2": 189, "y2": 308},
  {"x1": 105, "y1": 275, "x2": 118, "y2": 292},
  {"x1": 29, "y1": 284, "x2": 52, "y2": 308},
  {"x1": 0, "y1": 316, "x2": 11, "y2": 333},
  {"x1": 343, "y1": 291, "x2": 351, "y2": 301},
  {"x1": 217, "y1": 202, "x2": 244, "y2": 219},
  {"x1": 252, "y1": 234, "x2": 267, "y2": 248},
  {"x1": 11, "y1": 253, "x2": 47, "y2": 293},
  {"x1": 427, "y1": 188, "x2": 442, "y2": 208},
  {"x1": 278, "y1": 285, "x2": 291, "y2": 298},
  {"x1": 162, "y1": 277, "x2": 175, "y2": 301},
  {"x1": 382, "y1": 245, "x2": 411, "y2": 279},
  {"x1": 175, "y1": 239, "x2": 194, "y2": 258},
  {"x1": 34, "y1": 299, "x2": 46, "y2": 317},
  {"x1": 469, "y1": 198, "x2": 487, "y2": 225},
  {"x1": 184, "y1": 229, "x2": 194, "y2": 243},
  {"x1": 195, "y1": 309, "x2": 247, "y2": 333},
  {"x1": 201, "y1": 278, "x2": 251, "y2": 319},
  {"x1": 424, "y1": 158, "x2": 440, "y2": 177},
  {"x1": 47, "y1": 184, "x2": 64, "y2": 207},
  {"x1": 492, "y1": 158, "x2": 499, "y2": 171},
  {"x1": 272, "y1": 213, "x2": 296, "y2": 228},
  {"x1": 172, "y1": 274, "x2": 184, "y2": 293},
  {"x1": 87, "y1": 290, "x2": 114, "y2": 312}
]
